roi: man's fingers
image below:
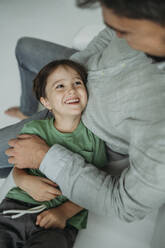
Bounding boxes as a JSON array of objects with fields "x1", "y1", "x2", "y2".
[
  {"x1": 8, "y1": 156, "x2": 16, "y2": 165},
  {"x1": 18, "y1": 134, "x2": 34, "y2": 139},
  {"x1": 8, "y1": 135, "x2": 35, "y2": 148},
  {"x1": 8, "y1": 138, "x2": 18, "y2": 147},
  {"x1": 8, "y1": 135, "x2": 34, "y2": 147},
  {"x1": 5, "y1": 147, "x2": 15, "y2": 156}
]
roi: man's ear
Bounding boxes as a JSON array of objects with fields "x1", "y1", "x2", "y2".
[{"x1": 40, "y1": 97, "x2": 52, "y2": 110}]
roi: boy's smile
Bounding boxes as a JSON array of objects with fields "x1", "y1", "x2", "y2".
[
  {"x1": 64, "y1": 97, "x2": 80, "y2": 104},
  {"x1": 40, "y1": 66, "x2": 88, "y2": 120}
]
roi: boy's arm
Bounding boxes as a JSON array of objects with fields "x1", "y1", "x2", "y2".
[
  {"x1": 0, "y1": 169, "x2": 16, "y2": 203},
  {"x1": 13, "y1": 167, "x2": 61, "y2": 201},
  {"x1": 36, "y1": 200, "x2": 84, "y2": 229},
  {"x1": 58, "y1": 200, "x2": 84, "y2": 219}
]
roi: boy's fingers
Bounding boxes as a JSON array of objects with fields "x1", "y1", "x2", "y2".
[
  {"x1": 48, "y1": 187, "x2": 61, "y2": 196},
  {"x1": 45, "y1": 192, "x2": 57, "y2": 200},
  {"x1": 39, "y1": 216, "x2": 49, "y2": 228},
  {"x1": 45, "y1": 183, "x2": 61, "y2": 195},
  {"x1": 39, "y1": 177, "x2": 61, "y2": 195},
  {"x1": 44, "y1": 221, "x2": 52, "y2": 229},
  {"x1": 41, "y1": 177, "x2": 58, "y2": 187},
  {"x1": 36, "y1": 214, "x2": 41, "y2": 225}
]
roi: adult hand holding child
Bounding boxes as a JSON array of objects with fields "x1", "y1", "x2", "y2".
[{"x1": 6, "y1": 134, "x2": 49, "y2": 169}]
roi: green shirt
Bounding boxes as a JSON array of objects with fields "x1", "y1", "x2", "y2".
[{"x1": 7, "y1": 118, "x2": 107, "y2": 229}]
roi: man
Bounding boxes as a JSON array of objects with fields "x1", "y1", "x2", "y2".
[
  {"x1": 79, "y1": 0, "x2": 165, "y2": 57},
  {"x1": 1, "y1": 0, "x2": 165, "y2": 247}
]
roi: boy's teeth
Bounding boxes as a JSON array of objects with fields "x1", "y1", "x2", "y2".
[{"x1": 65, "y1": 99, "x2": 79, "y2": 104}]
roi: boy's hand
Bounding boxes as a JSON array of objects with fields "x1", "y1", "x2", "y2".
[
  {"x1": 22, "y1": 176, "x2": 61, "y2": 202},
  {"x1": 36, "y1": 201, "x2": 84, "y2": 229},
  {"x1": 26, "y1": 176, "x2": 61, "y2": 202},
  {"x1": 5, "y1": 134, "x2": 49, "y2": 169},
  {"x1": 36, "y1": 207, "x2": 67, "y2": 229}
]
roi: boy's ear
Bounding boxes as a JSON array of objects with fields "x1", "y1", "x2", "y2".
[{"x1": 40, "y1": 97, "x2": 52, "y2": 110}]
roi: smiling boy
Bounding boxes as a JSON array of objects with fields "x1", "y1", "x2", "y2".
[{"x1": 0, "y1": 60, "x2": 107, "y2": 248}]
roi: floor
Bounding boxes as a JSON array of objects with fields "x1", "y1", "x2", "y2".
[{"x1": 0, "y1": 1, "x2": 157, "y2": 247}]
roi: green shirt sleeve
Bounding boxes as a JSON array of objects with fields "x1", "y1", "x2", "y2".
[
  {"x1": 91, "y1": 134, "x2": 108, "y2": 168},
  {"x1": 20, "y1": 120, "x2": 42, "y2": 136}
]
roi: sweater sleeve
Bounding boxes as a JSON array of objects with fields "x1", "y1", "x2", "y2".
[{"x1": 40, "y1": 118, "x2": 165, "y2": 223}]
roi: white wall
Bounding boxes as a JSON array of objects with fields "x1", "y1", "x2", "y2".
[{"x1": 0, "y1": 0, "x2": 102, "y2": 128}]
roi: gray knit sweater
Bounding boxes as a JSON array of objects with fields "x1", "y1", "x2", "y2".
[
  {"x1": 40, "y1": 28, "x2": 165, "y2": 221},
  {"x1": 5, "y1": 28, "x2": 165, "y2": 222}
]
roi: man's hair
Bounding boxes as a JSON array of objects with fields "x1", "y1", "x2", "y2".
[
  {"x1": 76, "y1": 0, "x2": 165, "y2": 26},
  {"x1": 33, "y1": 59, "x2": 88, "y2": 102}
]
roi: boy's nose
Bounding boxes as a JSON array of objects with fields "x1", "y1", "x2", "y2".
[{"x1": 68, "y1": 86, "x2": 76, "y2": 94}]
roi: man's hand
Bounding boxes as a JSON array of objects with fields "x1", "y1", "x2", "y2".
[
  {"x1": 13, "y1": 167, "x2": 61, "y2": 201},
  {"x1": 5, "y1": 134, "x2": 49, "y2": 169},
  {"x1": 36, "y1": 207, "x2": 67, "y2": 229}
]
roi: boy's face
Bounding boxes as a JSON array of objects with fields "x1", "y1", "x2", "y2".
[
  {"x1": 41, "y1": 66, "x2": 87, "y2": 118},
  {"x1": 102, "y1": 6, "x2": 165, "y2": 56}
]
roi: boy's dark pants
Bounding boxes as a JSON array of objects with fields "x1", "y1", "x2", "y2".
[{"x1": 0, "y1": 198, "x2": 78, "y2": 248}]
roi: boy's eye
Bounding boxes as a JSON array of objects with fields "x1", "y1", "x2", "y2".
[
  {"x1": 75, "y1": 81, "x2": 82, "y2": 86},
  {"x1": 56, "y1": 84, "x2": 64, "y2": 89}
]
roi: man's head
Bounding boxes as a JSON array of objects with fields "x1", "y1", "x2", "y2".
[
  {"x1": 33, "y1": 59, "x2": 88, "y2": 118},
  {"x1": 76, "y1": 0, "x2": 165, "y2": 56}
]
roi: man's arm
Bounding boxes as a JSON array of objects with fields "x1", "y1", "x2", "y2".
[
  {"x1": 39, "y1": 124, "x2": 165, "y2": 222},
  {"x1": 5, "y1": 124, "x2": 165, "y2": 222}
]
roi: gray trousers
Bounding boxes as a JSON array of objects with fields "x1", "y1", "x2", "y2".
[
  {"x1": 0, "y1": 198, "x2": 78, "y2": 248},
  {"x1": 15, "y1": 37, "x2": 78, "y2": 116}
]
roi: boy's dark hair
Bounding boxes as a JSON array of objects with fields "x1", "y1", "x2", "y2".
[
  {"x1": 33, "y1": 59, "x2": 88, "y2": 102},
  {"x1": 76, "y1": 0, "x2": 165, "y2": 26}
]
